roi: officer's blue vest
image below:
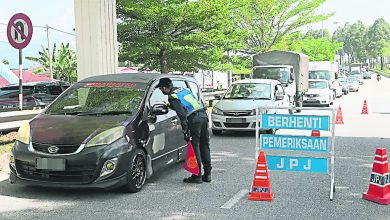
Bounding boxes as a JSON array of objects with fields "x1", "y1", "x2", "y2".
[{"x1": 170, "y1": 88, "x2": 202, "y2": 116}]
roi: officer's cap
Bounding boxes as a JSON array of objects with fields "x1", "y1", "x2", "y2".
[{"x1": 157, "y1": 78, "x2": 172, "y2": 88}]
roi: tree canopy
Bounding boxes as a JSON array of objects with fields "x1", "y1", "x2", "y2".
[{"x1": 117, "y1": 0, "x2": 330, "y2": 74}]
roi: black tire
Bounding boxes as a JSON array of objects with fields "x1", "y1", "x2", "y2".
[
  {"x1": 212, "y1": 129, "x2": 222, "y2": 135},
  {"x1": 124, "y1": 148, "x2": 147, "y2": 193}
]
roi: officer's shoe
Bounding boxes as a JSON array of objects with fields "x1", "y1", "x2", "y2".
[
  {"x1": 183, "y1": 175, "x2": 202, "y2": 184},
  {"x1": 202, "y1": 173, "x2": 211, "y2": 182}
]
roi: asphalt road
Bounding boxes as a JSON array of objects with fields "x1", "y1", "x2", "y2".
[{"x1": 0, "y1": 72, "x2": 389, "y2": 220}]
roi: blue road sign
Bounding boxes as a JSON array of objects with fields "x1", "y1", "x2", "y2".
[
  {"x1": 266, "y1": 155, "x2": 328, "y2": 173},
  {"x1": 261, "y1": 134, "x2": 329, "y2": 153},
  {"x1": 261, "y1": 114, "x2": 330, "y2": 131}
]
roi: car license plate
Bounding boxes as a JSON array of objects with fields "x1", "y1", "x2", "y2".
[
  {"x1": 226, "y1": 118, "x2": 246, "y2": 123},
  {"x1": 307, "y1": 98, "x2": 317, "y2": 101},
  {"x1": 36, "y1": 158, "x2": 66, "y2": 171}
]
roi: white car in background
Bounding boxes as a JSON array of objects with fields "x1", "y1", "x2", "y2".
[
  {"x1": 303, "y1": 79, "x2": 334, "y2": 107},
  {"x1": 334, "y1": 79, "x2": 343, "y2": 98},
  {"x1": 211, "y1": 79, "x2": 290, "y2": 135}
]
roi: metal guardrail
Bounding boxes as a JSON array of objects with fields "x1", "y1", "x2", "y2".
[{"x1": 202, "y1": 90, "x2": 225, "y2": 106}]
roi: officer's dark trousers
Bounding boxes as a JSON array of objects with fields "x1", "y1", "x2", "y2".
[{"x1": 188, "y1": 111, "x2": 212, "y2": 176}]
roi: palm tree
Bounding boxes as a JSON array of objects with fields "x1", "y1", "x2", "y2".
[{"x1": 26, "y1": 43, "x2": 77, "y2": 82}]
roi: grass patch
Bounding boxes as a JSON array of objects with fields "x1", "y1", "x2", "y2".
[
  {"x1": 0, "y1": 132, "x2": 16, "y2": 155},
  {"x1": 373, "y1": 68, "x2": 390, "y2": 77},
  {"x1": 0, "y1": 142, "x2": 13, "y2": 155}
]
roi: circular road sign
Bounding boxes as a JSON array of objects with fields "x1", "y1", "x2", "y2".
[{"x1": 7, "y1": 13, "x2": 33, "y2": 49}]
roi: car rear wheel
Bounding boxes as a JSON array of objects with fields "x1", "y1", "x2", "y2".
[
  {"x1": 212, "y1": 129, "x2": 222, "y2": 135},
  {"x1": 124, "y1": 148, "x2": 146, "y2": 193}
]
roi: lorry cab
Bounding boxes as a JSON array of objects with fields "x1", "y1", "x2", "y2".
[{"x1": 252, "y1": 65, "x2": 295, "y2": 104}]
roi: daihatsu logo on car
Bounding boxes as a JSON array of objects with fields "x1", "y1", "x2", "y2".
[{"x1": 48, "y1": 146, "x2": 59, "y2": 154}]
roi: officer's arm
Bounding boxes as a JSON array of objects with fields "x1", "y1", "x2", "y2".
[{"x1": 168, "y1": 98, "x2": 188, "y2": 131}]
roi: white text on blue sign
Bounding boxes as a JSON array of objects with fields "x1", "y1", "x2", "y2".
[
  {"x1": 261, "y1": 134, "x2": 329, "y2": 152},
  {"x1": 261, "y1": 114, "x2": 330, "y2": 131},
  {"x1": 266, "y1": 155, "x2": 328, "y2": 173}
]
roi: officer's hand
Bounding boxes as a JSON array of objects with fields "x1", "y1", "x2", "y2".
[{"x1": 183, "y1": 130, "x2": 190, "y2": 142}]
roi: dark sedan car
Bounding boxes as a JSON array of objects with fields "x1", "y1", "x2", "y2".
[
  {"x1": 10, "y1": 73, "x2": 204, "y2": 192},
  {"x1": 0, "y1": 81, "x2": 70, "y2": 111}
]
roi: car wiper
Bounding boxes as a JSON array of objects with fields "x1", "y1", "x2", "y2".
[
  {"x1": 100, "y1": 110, "x2": 133, "y2": 115},
  {"x1": 227, "y1": 97, "x2": 248, "y2": 99},
  {"x1": 253, "y1": 97, "x2": 271, "y2": 100},
  {"x1": 64, "y1": 111, "x2": 89, "y2": 115}
]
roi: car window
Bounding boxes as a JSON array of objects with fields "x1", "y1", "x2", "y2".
[
  {"x1": 47, "y1": 85, "x2": 63, "y2": 95},
  {"x1": 187, "y1": 81, "x2": 200, "y2": 100},
  {"x1": 149, "y1": 87, "x2": 168, "y2": 106},
  {"x1": 172, "y1": 80, "x2": 188, "y2": 89},
  {"x1": 34, "y1": 86, "x2": 47, "y2": 94},
  {"x1": 275, "y1": 85, "x2": 285, "y2": 96},
  {"x1": 45, "y1": 83, "x2": 145, "y2": 115},
  {"x1": 224, "y1": 83, "x2": 271, "y2": 100}
]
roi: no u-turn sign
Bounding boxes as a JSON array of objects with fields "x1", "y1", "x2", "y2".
[{"x1": 7, "y1": 13, "x2": 33, "y2": 49}]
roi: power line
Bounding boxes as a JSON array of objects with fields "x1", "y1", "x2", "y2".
[{"x1": 0, "y1": 22, "x2": 75, "y2": 36}]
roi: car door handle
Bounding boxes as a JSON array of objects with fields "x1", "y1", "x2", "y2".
[{"x1": 171, "y1": 118, "x2": 178, "y2": 125}]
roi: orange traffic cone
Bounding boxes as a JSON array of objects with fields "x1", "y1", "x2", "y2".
[
  {"x1": 361, "y1": 100, "x2": 368, "y2": 114},
  {"x1": 311, "y1": 130, "x2": 321, "y2": 137},
  {"x1": 249, "y1": 151, "x2": 274, "y2": 201},
  {"x1": 362, "y1": 148, "x2": 390, "y2": 205},
  {"x1": 336, "y1": 106, "x2": 344, "y2": 125}
]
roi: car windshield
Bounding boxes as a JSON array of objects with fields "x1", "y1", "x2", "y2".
[
  {"x1": 253, "y1": 67, "x2": 289, "y2": 83},
  {"x1": 309, "y1": 81, "x2": 328, "y2": 89},
  {"x1": 309, "y1": 71, "x2": 331, "y2": 80},
  {"x1": 45, "y1": 82, "x2": 146, "y2": 116},
  {"x1": 223, "y1": 83, "x2": 271, "y2": 100}
]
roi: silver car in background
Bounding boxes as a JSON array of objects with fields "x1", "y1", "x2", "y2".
[{"x1": 211, "y1": 79, "x2": 290, "y2": 135}]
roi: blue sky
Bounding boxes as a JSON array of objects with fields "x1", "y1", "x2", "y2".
[{"x1": 1, "y1": 0, "x2": 390, "y2": 69}]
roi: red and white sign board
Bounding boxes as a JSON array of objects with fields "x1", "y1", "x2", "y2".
[{"x1": 7, "y1": 13, "x2": 33, "y2": 49}]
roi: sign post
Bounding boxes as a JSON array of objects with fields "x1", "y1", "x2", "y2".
[{"x1": 7, "y1": 13, "x2": 33, "y2": 110}]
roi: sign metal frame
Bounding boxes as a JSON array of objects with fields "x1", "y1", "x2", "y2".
[{"x1": 255, "y1": 106, "x2": 337, "y2": 201}]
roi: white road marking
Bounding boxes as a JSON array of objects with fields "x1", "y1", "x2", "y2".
[{"x1": 220, "y1": 189, "x2": 248, "y2": 209}]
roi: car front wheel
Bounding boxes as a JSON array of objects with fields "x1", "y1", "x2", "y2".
[{"x1": 124, "y1": 148, "x2": 147, "y2": 193}]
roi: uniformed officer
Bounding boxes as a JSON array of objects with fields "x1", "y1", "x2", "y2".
[{"x1": 157, "y1": 78, "x2": 212, "y2": 183}]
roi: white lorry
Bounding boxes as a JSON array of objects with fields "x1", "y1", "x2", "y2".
[
  {"x1": 308, "y1": 61, "x2": 341, "y2": 100},
  {"x1": 251, "y1": 50, "x2": 309, "y2": 111}
]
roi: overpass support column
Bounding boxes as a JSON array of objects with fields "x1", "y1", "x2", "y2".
[{"x1": 74, "y1": 0, "x2": 118, "y2": 81}]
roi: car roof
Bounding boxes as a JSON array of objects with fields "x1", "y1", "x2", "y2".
[
  {"x1": 232, "y1": 79, "x2": 280, "y2": 85},
  {"x1": 79, "y1": 72, "x2": 197, "y2": 85}
]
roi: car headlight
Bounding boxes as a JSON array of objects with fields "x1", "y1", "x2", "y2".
[
  {"x1": 212, "y1": 107, "x2": 224, "y2": 115},
  {"x1": 85, "y1": 126, "x2": 125, "y2": 148},
  {"x1": 16, "y1": 123, "x2": 30, "y2": 144}
]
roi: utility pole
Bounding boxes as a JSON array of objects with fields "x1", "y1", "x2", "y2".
[{"x1": 46, "y1": 24, "x2": 54, "y2": 81}]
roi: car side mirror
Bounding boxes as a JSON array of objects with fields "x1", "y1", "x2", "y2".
[
  {"x1": 276, "y1": 95, "x2": 284, "y2": 101},
  {"x1": 152, "y1": 104, "x2": 169, "y2": 115}
]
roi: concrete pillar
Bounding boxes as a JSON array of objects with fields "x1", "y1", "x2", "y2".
[{"x1": 74, "y1": 0, "x2": 118, "y2": 81}]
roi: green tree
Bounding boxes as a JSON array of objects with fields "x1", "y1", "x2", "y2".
[
  {"x1": 117, "y1": 0, "x2": 243, "y2": 73},
  {"x1": 274, "y1": 32, "x2": 342, "y2": 61},
  {"x1": 367, "y1": 18, "x2": 390, "y2": 70},
  {"x1": 304, "y1": 29, "x2": 331, "y2": 40},
  {"x1": 236, "y1": 0, "x2": 332, "y2": 54},
  {"x1": 26, "y1": 43, "x2": 77, "y2": 82},
  {"x1": 298, "y1": 37, "x2": 343, "y2": 61},
  {"x1": 1, "y1": 59, "x2": 10, "y2": 65}
]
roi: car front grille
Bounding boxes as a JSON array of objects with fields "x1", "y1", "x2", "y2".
[
  {"x1": 224, "y1": 111, "x2": 252, "y2": 117},
  {"x1": 16, "y1": 160, "x2": 96, "y2": 183},
  {"x1": 32, "y1": 142, "x2": 80, "y2": 154},
  {"x1": 224, "y1": 123, "x2": 250, "y2": 128},
  {"x1": 305, "y1": 94, "x2": 320, "y2": 97}
]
